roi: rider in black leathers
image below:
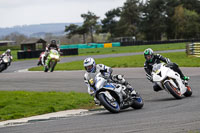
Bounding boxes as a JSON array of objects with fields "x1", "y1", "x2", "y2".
[{"x1": 144, "y1": 48, "x2": 189, "y2": 91}]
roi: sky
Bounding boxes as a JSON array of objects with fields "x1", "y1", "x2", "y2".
[{"x1": 0, "y1": 0, "x2": 126, "y2": 28}]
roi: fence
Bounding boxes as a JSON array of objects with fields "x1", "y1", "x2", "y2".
[
  {"x1": 120, "y1": 39, "x2": 200, "y2": 46},
  {"x1": 60, "y1": 42, "x2": 121, "y2": 49},
  {"x1": 186, "y1": 43, "x2": 200, "y2": 57}
]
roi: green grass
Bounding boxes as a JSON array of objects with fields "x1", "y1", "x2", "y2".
[
  {"x1": 29, "y1": 52, "x2": 200, "y2": 71},
  {"x1": 0, "y1": 91, "x2": 94, "y2": 121},
  {"x1": 1, "y1": 43, "x2": 186, "y2": 62},
  {"x1": 78, "y1": 43, "x2": 186, "y2": 56}
]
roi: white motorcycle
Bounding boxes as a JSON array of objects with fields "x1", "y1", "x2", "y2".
[
  {"x1": 87, "y1": 73, "x2": 144, "y2": 113},
  {"x1": 152, "y1": 63, "x2": 192, "y2": 99},
  {"x1": 0, "y1": 55, "x2": 12, "y2": 72}
]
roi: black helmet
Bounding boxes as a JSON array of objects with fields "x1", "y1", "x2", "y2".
[
  {"x1": 50, "y1": 40, "x2": 57, "y2": 45},
  {"x1": 144, "y1": 48, "x2": 154, "y2": 62}
]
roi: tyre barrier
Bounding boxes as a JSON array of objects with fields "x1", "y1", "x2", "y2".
[
  {"x1": 17, "y1": 48, "x2": 78, "y2": 59},
  {"x1": 186, "y1": 43, "x2": 200, "y2": 57}
]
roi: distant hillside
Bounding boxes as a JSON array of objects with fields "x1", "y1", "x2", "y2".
[{"x1": 0, "y1": 23, "x2": 82, "y2": 38}]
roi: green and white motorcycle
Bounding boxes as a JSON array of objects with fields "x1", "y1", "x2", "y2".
[{"x1": 44, "y1": 48, "x2": 60, "y2": 72}]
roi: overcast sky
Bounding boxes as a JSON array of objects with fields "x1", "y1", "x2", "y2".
[{"x1": 0, "y1": 0, "x2": 126, "y2": 28}]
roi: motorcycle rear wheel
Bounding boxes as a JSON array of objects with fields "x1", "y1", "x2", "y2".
[
  {"x1": 44, "y1": 66, "x2": 48, "y2": 72},
  {"x1": 131, "y1": 93, "x2": 144, "y2": 109},
  {"x1": 184, "y1": 86, "x2": 192, "y2": 97}
]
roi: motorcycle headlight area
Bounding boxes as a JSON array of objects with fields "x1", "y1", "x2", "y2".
[
  {"x1": 3, "y1": 57, "x2": 9, "y2": 62},
  {"x1": 50, "y1": 54, "x2": 59, "y2": 59},
  {"x1": 89, "y1": 78, "x2": 95, "y2": 86},
  {"x1": 152, "y1": 64, "x2": 161, "y2": 73}
]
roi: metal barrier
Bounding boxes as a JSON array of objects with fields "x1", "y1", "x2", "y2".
[{"x1": 186, "y1": 43, "x2": 200, "y2": 57}]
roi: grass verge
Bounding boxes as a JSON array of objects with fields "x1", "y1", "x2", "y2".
[
  {"x1": 0, "y1": 91, "x2": 94, "y2": 121},
  {"x1": 29, "y1": 52, "x2": 200, "y2": 71},
  {"x1": 78, "y1": 43, "x2": 186, "y2": 55}
]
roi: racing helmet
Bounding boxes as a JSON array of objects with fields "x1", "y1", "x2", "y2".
[
  {"x1": 83, "y1": 57, "x2": 96, "y2": 73},
  {"x1": 144, "y1": 48, "x2": 154, "y2": 62},
  {"x1": 6, "y1": 49, "x2": 11, "y2": 55},
  {"x1": 50, "y1": 40, "x2": 57, "y2": 45}
]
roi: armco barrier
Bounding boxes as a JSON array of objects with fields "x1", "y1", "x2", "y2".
[
  {"x1": 17, "y1": 48, "x2": 78, "y2": 59},
  {"x1": 186, "y1": 43, "x2": 200, "y2": 57}
]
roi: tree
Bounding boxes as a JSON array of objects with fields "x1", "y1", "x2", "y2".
[
  {"x1": 141, "y1": 0, "x2": 167, "y2": 40},
  {"x1": 116, "y1": 0, "x2": 142, "y2": 37},
  {"x1": 101, "y1": 8, "x2": 121, "y2": 37},
  {"x1": 180, "y1": 0, "x2": 200, "y2": 14},
  {"x1": 81, "y1": 11, "x2": 100, "y2": 43},
  {"x1": 172, "y1": 5, "x2": 200, "y2": 39},
  {"x1": 65, "y1": 24, "x2": 88, "y2": 43},
  {"x1": 164, "y1": 0, "x2": 180, "y2": 39},
  {"x1": 2, "y1": 32, "x2": 28, "y2": 45},
  {"x1": 65, "y1": 24, "x2": 79, "y2": 39}
]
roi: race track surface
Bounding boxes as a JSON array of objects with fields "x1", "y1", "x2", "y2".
[
  {"x1": 0, "y1": 68, "x2": 200, "y2": 133},
  {"x1": 0, "y1": 49, "x2": 199, "y2": 133}
]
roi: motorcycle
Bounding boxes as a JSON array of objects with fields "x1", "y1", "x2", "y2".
[
  {"x1": 44, "y1": 48, "x2": 60, "y2": 72},
  {"x1": 152, "y1": 63, "x2": 192, "y2": 99},
  {"x1": 87, "y1": 73, "x2": 144, "y2": 113},
  {"x1": 0, "y1": 55, "x2": 12, "y2": 72}
]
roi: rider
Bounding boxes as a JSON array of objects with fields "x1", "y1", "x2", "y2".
[
  {"x1": 144, "y1": 48, "x2": 189, "y2": 91},
  {"x1": 0, "y1": 49, "x2": 13, "y2": 66},
  {"x1": 37, "y1": 40, "x2": 60, "y2": 66},
  {"x1": 83, "y1": 57, "x2": 136, "y2": 105}
]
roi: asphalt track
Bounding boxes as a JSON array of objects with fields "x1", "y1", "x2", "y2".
[{"x1": 0, "y1": 49, "x2": 200, "y2": 133}]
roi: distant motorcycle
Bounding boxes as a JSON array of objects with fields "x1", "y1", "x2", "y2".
[
  {"x1": 152, "y1": 63, "x2": 192, "y2": 99},
  {"x1": 0, "y1": 55, "x2": 12, "y2": 72},
  {"x1": 44, "y1": 48, "x2": 60, "y2": 72},
  {"x1": 87, "y1": 73, "x2": 144, "y2": 113}
]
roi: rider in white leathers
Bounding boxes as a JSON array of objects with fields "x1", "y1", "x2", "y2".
[
  {"x1": 83, "y1": 57, "x2": 135, "y2": 105},
  {"x1": 0, "y1": 49, "x2": 13, "y2": 66}
]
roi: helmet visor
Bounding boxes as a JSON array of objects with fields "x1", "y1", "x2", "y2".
[
  {"x1": 85, "y1": 65, "x2": 93, "y2": 72},
  {"x1": 146, "y1": 55, "x2": 152, "y2": 60}
]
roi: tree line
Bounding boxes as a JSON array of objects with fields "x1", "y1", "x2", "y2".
[{"x1": 65, "y1": 0, "x2": 200, "y2": 43}]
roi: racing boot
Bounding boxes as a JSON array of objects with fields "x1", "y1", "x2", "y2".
[
  {"x1": 37, "y1": 60, "x2": 42, "y2": 66},
  {"x1": 94, "y1": 97, "x2": 101, "y2": 106},
  {"x1": 153, "y1": 84, "x2": 163, "y2": 92},
  {"x1": 182, "y1": 76, "x2": 190, "y2": 81},
  {"x1": 126, "y1": 83, "x2": 137, "y2": 96}
]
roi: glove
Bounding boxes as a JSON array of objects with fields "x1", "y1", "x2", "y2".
[
  {"x1": 103, "y1": 72, "x2": 111, "y2": 79},
  {"x1": 146, "y1": 74, "x2": 153, "y2": 82}
]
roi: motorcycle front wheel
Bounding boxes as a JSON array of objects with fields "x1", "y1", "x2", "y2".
[
  {"x1": 50, "y1": 60, "x2": 57, "y2": 72},
  {"x1": 98, "y1": 93, "x2": 120, "y2": 113},
  {"x1": 0, "y1": 64, "x2": 6, "y2": 72},
  {"x1": 164, "y1": 81, "x2": 182, "y2": 99}
]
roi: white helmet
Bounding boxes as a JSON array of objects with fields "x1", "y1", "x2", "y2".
[
  {"x1": 6, "y1": 49, "x2": 11, "y2": 55},
  {"x1": 83, "y1": 57, "x2": 96, "y2": 72}
]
